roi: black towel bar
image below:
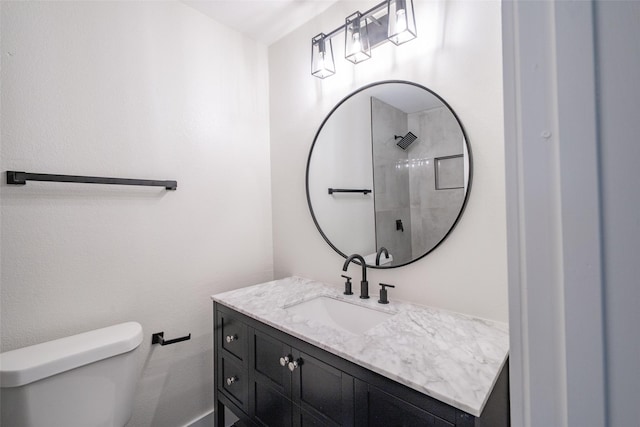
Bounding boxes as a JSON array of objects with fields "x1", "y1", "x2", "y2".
[
  {"x1": 328, "y1": 188, "x2": 371, "y2": 195},
  {"x1": 6, "y1": 171, "x2": 177, "y2": 190}
]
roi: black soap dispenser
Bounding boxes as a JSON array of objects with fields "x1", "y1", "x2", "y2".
[{"x1": 341, "y1": 275, "x2": 353, "y2": 295}]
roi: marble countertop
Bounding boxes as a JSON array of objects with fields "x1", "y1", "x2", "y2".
[{"x1": 211, "y1": 276, "x2": 509, "y2": 417}]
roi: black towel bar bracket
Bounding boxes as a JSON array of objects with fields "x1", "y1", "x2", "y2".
[
  {"x1": 152, "y1": 332, "x2": 191, "y2": 346},
  {"x1": 6, "y1": 171, "x2": 177, "y2": 190},
  {"x1": 328, "y1": 188, "x2": 371, "y2": 195}
]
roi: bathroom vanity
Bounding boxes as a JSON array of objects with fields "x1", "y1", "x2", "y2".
[{"x1": 212, "y1": 277, "x2": 509, "y2": 427}]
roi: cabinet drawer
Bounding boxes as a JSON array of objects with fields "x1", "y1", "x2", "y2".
[
  {"x1": 217, "y1": 310, "x2": 247, "y2": 361},
  {"x1": 221, "y1": 355, "x2": 248, "y2": 412}
]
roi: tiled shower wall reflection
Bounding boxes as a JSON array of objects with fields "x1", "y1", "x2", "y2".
[
  {"x1": 371, "y1": 98, "x2": 465, "y2": 264},
  {"x1": 408, "y1": 107, "x2": 465, "y2": 256},
  {"x1": 371, "y1": 98, "x2": 413, "y2": 264}
]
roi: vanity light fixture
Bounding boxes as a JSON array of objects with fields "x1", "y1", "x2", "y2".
[
  {"x1": 387, "y1": 0, "x2": 417, "y2": 45},
  {"x1": 311, "y1": 33, "x2": 336, "y2": 79},
  {"x1": 311, "y1": 0, "x2": 417, "y2": 78},
  {"x1": 345, "y1": 12, "x2": 371, "y2": 64}
]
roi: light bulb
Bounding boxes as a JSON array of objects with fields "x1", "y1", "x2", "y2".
[
  {"x1": 318, "y1": 51, "x2": 326, "y2": 71},
  {"x1": 396, "y1": 8, "x2": 407, "y2": 33},
  {"x1": 352, "y1": 32, "x2": 362, "y2": 53}
]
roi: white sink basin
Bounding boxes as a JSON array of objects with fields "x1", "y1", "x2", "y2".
[{"x1": 285, "y1": 296, "x2": 394, "y2": 335}]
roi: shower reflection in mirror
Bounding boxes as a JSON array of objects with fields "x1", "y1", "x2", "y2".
[{"x1": 370, "y1": 95, "x2": 467, "y2": 265}]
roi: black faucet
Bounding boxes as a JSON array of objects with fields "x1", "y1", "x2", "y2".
[
  {"x1": 343, "y1": 254, "x2": 369, "y2": 299},
  {"x1": 378, "y1": 283, "x2": 395, "y2": 304},
  {"x1": 375, "y1": 247, "x2": 389, "y2": 266}
]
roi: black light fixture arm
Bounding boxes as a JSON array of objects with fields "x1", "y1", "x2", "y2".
[
  {"x1": 312, "y1": 0, "x2": 416, "y2": 78},
  {"x1": 323, "y1": 0, "x2": 388, "y2": 40}
]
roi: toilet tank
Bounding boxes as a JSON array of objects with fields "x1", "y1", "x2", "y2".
[{"x1": 0, "y1": 322, "x2": 143, "y2": 427}]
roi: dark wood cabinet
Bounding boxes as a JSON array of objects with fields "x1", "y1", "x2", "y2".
[
  {"x1": 216, "y1": 310, "x2": 249, "y2": 413},
  {"x1": 356, "y1": 381, "x2": 455, "y2": 427},
  {"x1": 292, "y1": 349, "x2": 352, "y2": 426},
  {"x1": 251, "y1": 328, "x2": 292, "y2": 427},
  {"x1": 220, "y1": 354, "x2": 248, "y2": 411},
  {"x1": 214, "y1": 302, "x2": 509, "y2": 427},
  {"x1": 250, "y1": 328, "x2": 353, "y2": 426}
]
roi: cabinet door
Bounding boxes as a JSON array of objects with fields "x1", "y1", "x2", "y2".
[
  {"x1": 359, "y1": 384, "x2": 454, "y2": 427},
  {"x1": 251, "y1": 329, "x2": 294, "y2": 426},
  {"x1": 253, "y1": 381, "x2": 293, "y2": 427},
  {"x1": 291, "y1": 350, "x2": 353, "y2": 426},
  {"x1": 252, "y1": 329, "x2": 292, "y2": 394}
]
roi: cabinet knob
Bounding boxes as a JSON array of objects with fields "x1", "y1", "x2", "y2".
[
  {"x1": 225, "y1": 334, "x2": 238, "y2": 343},
  {"x1": 226, "y1": 376, "x2": 238, "y2": 386},
  {"x1": 288, "y1": 359, "x2": 302, "y2": 372},
  {"x1": 279, "y1": 355, "x2": 291, "y2": 367}
]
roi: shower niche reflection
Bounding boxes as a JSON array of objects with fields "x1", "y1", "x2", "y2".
[{"x1": 306, "y1": 81, "x2": 471, "y2": 268}]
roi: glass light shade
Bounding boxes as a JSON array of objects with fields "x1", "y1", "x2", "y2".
[
  {"x1": 387, "y1": 0, "x2": 417, "y2": 45},
  {"x1": 311, "y1": 33, "x2": 335, "y2": 79},
  {"x1": 345, "y1": 12, "x2": 371, "y2": 64}
]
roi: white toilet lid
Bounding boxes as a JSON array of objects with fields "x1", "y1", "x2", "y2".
[{"x1": 0, "y1": 321, "x2": 143, "y2": 387}]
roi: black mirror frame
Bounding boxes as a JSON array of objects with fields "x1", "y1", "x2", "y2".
[{"x1": 305, "y1": 80, "x2": 473, "y2": 268}]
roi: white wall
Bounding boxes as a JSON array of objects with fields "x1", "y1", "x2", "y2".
[
  {"x1": 592, "y1": 2, "x2": 639, "y2": 425},
  {"x1": 269, "y1": 0, "x2": 508, "y2": 321},
  {"x1": 0, "y1": 2, "x2": 273, "y2": 426},
  {"x1": 307, "y1": 91, "x2": 375, "y2": 255},
  {"x1": 503, "y1": 1, "x2": 640, "y2": 426},
  {"x1": 595, "y1": 2, "x2": 640, "y2": 427}
]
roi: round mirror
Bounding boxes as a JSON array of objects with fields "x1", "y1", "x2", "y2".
[{"x1": 306, "y1": 81, "x2": 472, "y2": 268}]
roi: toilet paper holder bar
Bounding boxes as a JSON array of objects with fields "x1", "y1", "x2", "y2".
[{"x1": 151, "y1": 331, "x2": 191, "y2": 346}]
